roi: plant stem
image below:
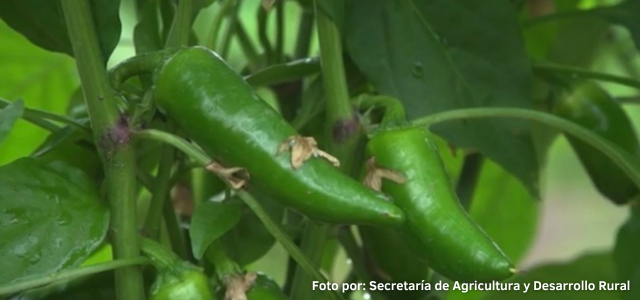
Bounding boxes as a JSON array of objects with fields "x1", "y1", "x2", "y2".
[
  {"x1": 337, "y1": 228, "x2": 371, "y2": 282},
  {"x1": 219, "y1": 0, "x2": 241, "y2": 59},
  {"x1": 289, "y1": 222, "x2": 329, "y2": 300},
  {"x1": 140, "y1": 236, "x2": 181, "y2": 269},
  {"x1": 205, "y1": 240, "x2": 242, "y2": 277},
  {"x1": 165, "y1": 0, "x2": 193, "y2": 47},
  {"x1": 0, "y1": 98, "x2": 91, "y2": 135},
  {"x1": 257, "y1": 5, "x2": 273, "y2": 63},
  {"x1": 61, "y1": 1, "x2": 143, "y2": 299},
  {"x1": 244, "y1": 57, "x2": 320, "y2": 87},
  {"x1": 456, "y1": 153, "x2": 484, "y2": 210},
  {"x1": 163, "y1": 196, "x2": 189, "y2": 259},
  {"x1": 532, "y1": 62, "x2": 640, "y2": 89},
  {"x1": 143, "y1": 126, "x2": 176, "y2": 239},
  {"x1": 412, "y1": 107, "x2": 640, "y2": 191},
  {"x1": 0, "y1": 258, "x2": 150, "y2": 296},
  {"x1": 294, "y1": 10, "x2": 314, "y2": 59},
  {"x1": 275, "y1": 0, "x2": 284, "y2": 63},
  {"x1": 235, "y1": 22, "x2": 261, "y2": 68},
  {"x1": 206, "y1": 0, "x2": 236, "y2": 50},
  {"x1": 315, "y1": 1, "x2": 361, "y2": 172}
]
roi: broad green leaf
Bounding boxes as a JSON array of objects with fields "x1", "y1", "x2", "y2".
[
  {"x1": 32, "y1": 126, "x2": 102, "y2": 182},
  {"x1": 446, "y1": 159, "x2": 538, "y2": 300},
  {"x1": 0, "y1": 0, "x2": 122, "y2": 62},
  {"x1": 0, "y1": 157, "x2": 109, "y2": 284},
  {"x1": 344, "y1": 0, "x2": 538, "y2": 195},
  {"x1": 470, "y1": 159, "x2": 538, "y2": 263},
  {"x1": 0, "y1": 20, "x2": 78, "y2": 166},
  {"x1": 0, "y1": 99, "x2": 23, "y2": 145},
  {"x1": 614, "y1": 206, "x2": 640, "y2": 300},
  {"x1": 133, "y1": 1, "x2": 163, "y2": 54},
  {"x1": 189, "y1": 200, "x2": 242, "y2": 260},
  {"x1": 484, "y1": 253, "x2": 621, "y2": 300},
  {"x1": 221, "y1": 195, "x2": 285, "y2": 266}
]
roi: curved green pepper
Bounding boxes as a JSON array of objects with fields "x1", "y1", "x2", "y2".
[
  {"x1": 364, "y1": 127, "x2": 514, "y2": 282},
  {"x1": 153, "y1": 46, "x2": 404, "y2": 227},
  {"x1": 555, "y1": 81, "x2": 640, "y2": 204},
  {"x1": 151, "y1": 265, "x2": 216, "y2": 300},
  {"x1": 246, "y1": 273, "x2": 290, "y2": 300}
]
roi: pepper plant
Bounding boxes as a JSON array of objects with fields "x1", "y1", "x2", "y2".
[{"x1": 1, "y1": 0, "x2": 640, "y2": 300}]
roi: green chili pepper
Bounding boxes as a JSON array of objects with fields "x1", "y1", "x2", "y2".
[
  {"x1": 246, "y1": 273, "x2": 290, "y2": 300},
  {"x1": 364, "y1": 127, "x2": 514, "y2": 282},
  {"x1": 153, "y1": 46, "x2": 404, "y2": 227},
  {"x1": 555, "y1": 81, "x2": 640, "y2": 204}
]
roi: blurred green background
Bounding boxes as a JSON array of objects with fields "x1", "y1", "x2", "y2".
[{"x1": 1, "y1": 0, "x2": 639, "y2": 299}]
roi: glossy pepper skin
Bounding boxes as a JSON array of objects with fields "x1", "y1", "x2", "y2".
[
  {"x1": 365, "y1": 127, "x2": 513, "y2": 282},
  {"x1": 555, "y1": 81, "x2": 640, "y2": 204},
  {"x1": 246, "y1": 273, "x2": 290, "y2": 300},
  {"x1": 154, "y1": 46, "x2": 404, "y2": 227},
  {"x1": 151, "y1": 265, "x2": 217, "y2": 300}
]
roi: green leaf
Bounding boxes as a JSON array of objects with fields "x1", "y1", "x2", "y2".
[
  {"x1": 344, "y1": 0, "x2": 538, "y2": 195},
  {"x1": 32, "y1": 126, "x2": 102, "y2": 182},
  {"x1": 0, "y1": 0, "x2": 122, "y2": 62},
  {"x1": 0, "y1": 21, "x2": 78, "y2": 166},
  {"x1": 133, "y1": 1, "x2": 163, "y2": 54},
  {"x1": 221, "y1": 195, "x2": 285, "y2": 266},
  {"x1": 189, "y1": 200, "x2": 241, "y2": 260},
  {"x1": 0, "y1": 157, "x2": 109, "y2": 285},
  {"x1": 470, "y1": 159, "x2": 538, "y2": 264},
  {"x1": 446, "y1": 159, "x2": 538, "y2": 300},
  {"x1": 0, "y1": 99, "x2": 23, "y2": 145},
  {"x1": 484, "y1": 253, "x2": 619, "y2": 300},
  {"x1": 614, "y1": 206, "x2": 640, "y2": 300}
]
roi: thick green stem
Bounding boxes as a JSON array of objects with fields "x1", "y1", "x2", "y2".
[
  {"x1": 61, "y1": 1, "x2": 143, "y2": 299},
  {"x1": 315, "y1": 1, "x2": 361, "y2": 172},
  {"x1": 165, "y1": 0, "x2": 193, "y2": 47},
  {"x1": 356, "y1": 95, "x2": 407, "y2": 130}
]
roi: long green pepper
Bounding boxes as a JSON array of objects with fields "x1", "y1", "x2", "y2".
[
  {"x1": 364, "y1": 127, "x2": 514, "y2": 282},
  {"x1": 153, "y1": 46, "x2": 405, "y2": 227}
]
